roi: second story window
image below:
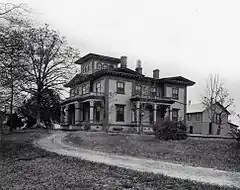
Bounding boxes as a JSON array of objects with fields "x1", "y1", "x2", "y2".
[
  {"x1": 172, "y1": 87, "x2": 179, "y2": 99},
  {"x1": 172, "y1": 109, "x2": 179, "y2": 121},
  {"x1": 82, "y1": 85, "x2": 86, "y2": 95},
  {"x1": 187, "y1": 114, "x2": 192, "y2": 121},
  {"x1": 196, "y1": 113, "x2": 200, "y2": 121},
  {"x1": 96, "y1": 82, "x2": 101, "y2": 93},
  {"x1": 70, "y1": 89, "x2": 74, "y2": 97},
  {"x1": 150, "y1": 87, "x2": 157, "y2": 97},
  {"x1": 135, "y1": 85, "x2": 142, "y2": 95},
  {"x1": 117, "y1": 81, "x2": 125, "y2": 94}
]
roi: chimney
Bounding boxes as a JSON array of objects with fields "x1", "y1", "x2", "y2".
[
  {"x1": 135, "y1": 60, "x2": 142, "y2": 74},
  {"x1": 153, "y1": 69, "x2": 159, "y2": 79},
  {"x1": 120, "y1": 56, "x2": 127, "y2": 68}
]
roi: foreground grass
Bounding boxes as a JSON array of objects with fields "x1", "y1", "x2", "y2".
[
  {"x1": 66, "y1": 132, "x2": 240, "y2": 172},
  {"x1": 0, "y1": 130, "x2": 237, "y2": 189}
]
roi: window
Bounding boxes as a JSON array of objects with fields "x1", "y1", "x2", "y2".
[
  {"x1": 82, "y1": 85, "x2": 86, "y2": 94},
  {"x1": 172, "y1": 87, "x2": 179, "y2": 99},
  {"x1": 172, "y1": 109, "x2": 179, "y2": 121},
  {"x1": 216, "y1": 114, "x2": 220, "y2": 123},
  {"x1": 150, "y1": 87, "x2": 157, "y2": 97},
  {"x1": 117, "y1": 81, "x2": 125, "y2": 94},
  {"x1": 116, "y1": 104, "x2": 125, "y2": 122},
  {"x1": 187, "y1": 114, "x2": 192, "y2": 121},
  {"x1": 96, "y1": 82, "x2": 101, "y2": 93},
  {"x1": 196, "y1": 114, "x2": 200, "y2": 121},
  {"x1": 87, "y1": 64, "x2": 90, "y2": 71},
  {"x1": 97, "y1": 62, "x2": 102, "y2": 70},
  {"x1": 74, "y1": 87, "x2": 79, "y2": 96},
  {"x1": 70, "y1": 89, "x2": 74, "y2": 97},
  {"x1": 103, "y1": 64, "x2": 108, "y2": 69},
  {"x1": 79, "y1": 87, "x2": 82, "y2": 95},
  {"x1": 135, "y1": 85, "x2": 142, "y2": 95}
]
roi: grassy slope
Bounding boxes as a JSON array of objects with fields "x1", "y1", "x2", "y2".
[
  {"x1": 0, "y1": 130, "x2": 237, "y2": 189},
  {"x1": 66, "y1": 132, "x2": 240, "y2": 172}
]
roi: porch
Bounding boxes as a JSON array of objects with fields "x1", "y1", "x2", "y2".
[
  {"x1": 61, "y1": 99, "x2": 104, "y2": 130},
  {"x1": 130, "y1": 101, "x2": 173, "y2": 132}
]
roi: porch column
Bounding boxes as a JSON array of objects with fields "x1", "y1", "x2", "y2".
[
  {"x1": 153, "y1": 103, "x2": 157, "y2": 124},
  {"x1": 136, "y1": 101, "x2": 140, "y2": 130},
  {"x1": 79, "y1": 103, "x2": 83, "y2": 121},
  {"x1": 75, "y1": 101, "x2": 81, "y2": 124},
  {"x1": 169, "y1": 106, "x2": 172, "y2": 121},
  {"x1": 65, "y1": 105, "x2": 69, "y2": 125},
  {"x1": 89, "y1": 100, "x2": 94, "y2": 123}
]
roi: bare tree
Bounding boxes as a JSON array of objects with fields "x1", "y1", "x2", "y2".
[
  {"x1": 20, "y1": 24, "x2": 79, "y2": 128},
  {"x1": 201, "y1": 73, "x2": 234, "y2": 135}
]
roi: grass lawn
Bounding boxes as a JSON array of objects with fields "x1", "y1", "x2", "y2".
[
  {"x1": 0, "y1": 130, "x2": 237, "y2": 189},
  {"x1": 65, "y1": 132, "x2": 240, "y2": 172}
]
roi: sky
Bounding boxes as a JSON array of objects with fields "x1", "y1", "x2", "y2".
[{"x1": 5, "y1": 0, "x2": 240, "y2": 123}]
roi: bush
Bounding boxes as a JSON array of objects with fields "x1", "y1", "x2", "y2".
[
  {"x1": 153, "y1": 120, "x2": 187, "y2": 140},
  {"x1": 84, "y1": 122, "x2": 91, "y2": 131},
  {"x1": 229, "y1": 127, "x2": 240, "y2": 146}
]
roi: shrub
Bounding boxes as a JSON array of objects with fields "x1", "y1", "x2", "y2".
[
  {"x1": 229, "y1": 127, "x2": 240, "y2": 146},
  {"x1": 84, "y1": 122, "x2": 91, "y2": 131},
  {"x1": 153, "y1": 120, "x2": 187, "y2": 140}
]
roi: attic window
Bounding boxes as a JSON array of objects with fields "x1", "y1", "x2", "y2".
[
  {"x1": 97, "y1": 62, "x2": 102, "y2": 70},
  {"x1": 103, "y1": 64, "x2": 108, "y2": 69}
]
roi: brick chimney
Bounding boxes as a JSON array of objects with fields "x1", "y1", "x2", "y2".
[
  {"x1": 153, "y1": 69, "x2": 159, "y2": 79},
  {"x1": 120, "y1": 56, "x2": 127, "y2": 68},
  {"x1": 135, "y1": 60, "x2": 142, "y2": 74}
]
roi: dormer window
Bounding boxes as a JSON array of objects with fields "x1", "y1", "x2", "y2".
[{"x1": 97, "y1": 62, "x2": 102, "y2": 70}]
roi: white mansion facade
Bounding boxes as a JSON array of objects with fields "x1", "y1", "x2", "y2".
[{"x1": 61, "y1": 53, "x2": 195, "y2": 132}]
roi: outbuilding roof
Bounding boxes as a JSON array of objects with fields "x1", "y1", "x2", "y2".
[{"x1": 187, "y1": 103, "x2": 206, "y2": 114}]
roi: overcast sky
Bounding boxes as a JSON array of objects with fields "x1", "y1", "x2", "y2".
[{"x1": 7, "y1": 0, "x2": 240, "y2": 123}]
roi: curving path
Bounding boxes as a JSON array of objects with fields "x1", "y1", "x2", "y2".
[{"x1": 34, "y1": 132, "x2": 240, "y2": 189}]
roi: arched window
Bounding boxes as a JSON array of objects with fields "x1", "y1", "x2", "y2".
[
  {"x1": 87, "y1": 64, "x2": 90, "y2": 71},
  {"x1": 97, "y1": 62, "x2": 102, "y2": 70},
  {"x1": 102, "y1": 64, "x2": 108, "y2": 69}
]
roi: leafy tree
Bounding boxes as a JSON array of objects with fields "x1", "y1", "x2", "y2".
[
  {"x1": 0, "y1": 21, "x2": 28, "y2": 131},
  {"x1": 19, "y1": 24, "x2": 79, "y2": 128},
  {"x1": 201, "y1": 74, "x2": 234, "y2": 135},
  {"x1": 20, "y1": 88, "x2": 61, "y2": 128}
]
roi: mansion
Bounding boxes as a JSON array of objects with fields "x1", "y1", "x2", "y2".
[{"x1": 61, "y1": 53, "x2": 195, "y2": 132}]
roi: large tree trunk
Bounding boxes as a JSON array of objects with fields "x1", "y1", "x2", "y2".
[{"x1": 9, "y1": 62, "x2": 14, "y2": 132}]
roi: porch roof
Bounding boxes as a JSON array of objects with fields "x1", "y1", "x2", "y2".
[
  {"x1": 130, "y1": 96, "x2": 175, "y2": 104},
  {"x1": 61, "y1": 93, "x2": 104, "y2": 105}
]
